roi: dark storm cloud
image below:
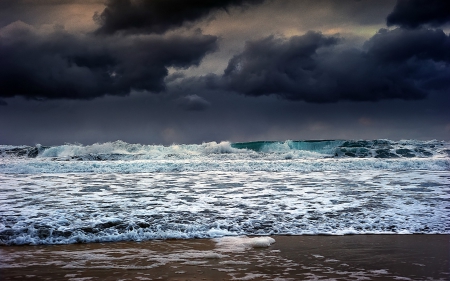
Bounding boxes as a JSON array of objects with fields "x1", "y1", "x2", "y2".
[
  {"x1": 213, "y1": 28, "x2": 450, "y2": 103},
  {"x1": 365, "y1": 27, "x2": 450, "y2": 63},
  {"x1": 387, "y1": 0, "x2": 450, "y2": 29},
  {"x1": 94, "y1": 0, "x2": 265, "y2": 35},
  {"x1": 0, "y1": 22, "x2": 217, "y2": 100},
  {"x1": 177, "y1": 94, "x2": 211, "y2": 111}
]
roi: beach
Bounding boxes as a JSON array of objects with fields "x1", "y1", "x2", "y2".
[{"x1": 1, "y1": 235, "x2": 449, "y2": 280}]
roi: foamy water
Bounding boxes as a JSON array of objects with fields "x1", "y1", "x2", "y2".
[{"x1": 0, "y1": 139, "x2": 449, "y2": 245}]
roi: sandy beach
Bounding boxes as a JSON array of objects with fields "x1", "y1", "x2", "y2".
[{"x1": 1, "y1": 235, "x2": 449, "y2": 280}]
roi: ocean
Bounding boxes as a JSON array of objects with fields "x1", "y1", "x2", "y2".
[{"x1": 1, "y1": 139, "x2": 449, "y2": 246}]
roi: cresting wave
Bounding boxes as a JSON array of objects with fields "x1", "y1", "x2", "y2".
[
  {"x1": 0, "y1": 139, "x2": 449, "y2": 173},
  {"x1": 1, "y1": 139, "x2": 449, "y2": 159}
]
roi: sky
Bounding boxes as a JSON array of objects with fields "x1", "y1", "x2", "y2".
[{"x1": 0, "y1": 0, "x2": 449, "y2": 145}]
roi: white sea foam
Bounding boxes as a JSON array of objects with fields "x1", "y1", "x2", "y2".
[
  {"x1": 1, "y1": 170, "x2": 448, "y2": 245},
  {"x1": 0, "y1": 157, "x2": 449, "y2": 174},
  {"x1": 1, "y1": 139, "x2": 449, "y2": 245},
  {"x1": 214, "y1": 236, "x2": 276, "y2": 252}
]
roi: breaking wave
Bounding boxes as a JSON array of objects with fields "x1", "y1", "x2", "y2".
[
  {"x1": 0, "y1": 139, "x2": 449, "y2": 173},
  {"x1": 1, "y1": 139, "x2": 449, "y2": 160}
]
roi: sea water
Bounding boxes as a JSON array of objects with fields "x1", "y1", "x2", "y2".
[{"x1": 0, "y1": 139, "x2": 449, "y2": 245}]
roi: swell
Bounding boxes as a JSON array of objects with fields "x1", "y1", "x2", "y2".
[{"x1": 1, "y1": 139, "x2": 449, "y2": 161}]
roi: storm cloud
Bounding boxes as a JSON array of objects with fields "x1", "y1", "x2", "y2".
[
  {"x1": 0, "y1": 0, "x2": 449, "y2": 145},
  {"x1": 0, "y1": 21, "x2": 217, "y2": 100},
  {"x1": 0, "y1": 0, "x2": 271, "y2": 101},
  {"x1": 94, "y1": 0, "x2": 265, "y2": 35},
  {"x1": 387, "y1": 0, "x2": 450, "y2": 29},
  {"x1": 214, "y1": 27, "x2": 450, "y2": 103}
]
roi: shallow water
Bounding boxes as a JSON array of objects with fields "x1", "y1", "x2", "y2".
[{"x1": 1, "y1": 170, "x2": 449, "y2": 245}]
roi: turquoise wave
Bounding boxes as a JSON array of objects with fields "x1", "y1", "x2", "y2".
[{"x1": 0, "y1": 139, "x2": 449, "y2": 160}]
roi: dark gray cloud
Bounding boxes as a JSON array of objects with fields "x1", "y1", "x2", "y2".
[
  {"x1": 213, "y1": 28, "x2": 450, "y2": 103},
  {"x1": 0, "y1": 22, "x2": 217, "y2": 100},
  {"x1": 177, "y1": 94, "x2": 211, "y2": 111},
  {"x1": 94, "y1": 0, "x2": 265, "y2": 35},
  {"x1": 1, "y1": 0, "x2": 449, "y2": 146},
  {"x1": 387, "y1": 0, "x2": 450, "y2": 29},
  {"x1": 364, "y1": 27, "x2": 450, "y2": 62}
]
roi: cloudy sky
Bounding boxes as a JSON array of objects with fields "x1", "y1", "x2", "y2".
[{"x1": 1, "y1": 0, "x2": 449, "y2": 145}]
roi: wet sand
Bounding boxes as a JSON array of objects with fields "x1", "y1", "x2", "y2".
[{"x1": 1, "y1": 235, "x2": 449, "y2": 281}]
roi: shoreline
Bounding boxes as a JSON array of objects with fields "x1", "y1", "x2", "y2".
[{"x1": 1, "y1": 234, "x2": 449, "y2": 280}]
